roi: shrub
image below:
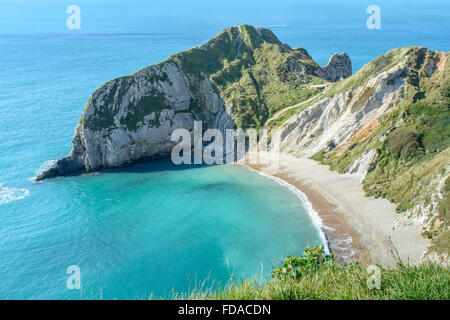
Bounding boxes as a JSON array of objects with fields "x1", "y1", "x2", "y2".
[
  {"x1": 198, "y1": 247, "x2": 449, "y2": 300},
  {"x1": 311, "y1": 149, "x2": 326, "y2": 161},
  {"x1": 271, "y1": 246, "x2": 334, "y2": 280},
  {"x1": 441, "y1": 82, "x2": 450, "y2": 99},
  {"x1": 385, "y1": 127, "x2": 422, "y2": 159},
  {"x1": 327, "y1": 140, "x2": 336, "y2": 151}
]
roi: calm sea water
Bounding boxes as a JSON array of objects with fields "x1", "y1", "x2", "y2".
[{"x1": 0, "y1": 0, "x2": 448, "y2": 299}]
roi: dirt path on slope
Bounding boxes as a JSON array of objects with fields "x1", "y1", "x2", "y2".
[{"x1": 265, "y1": 83, "x2": 331, "y2": 126}]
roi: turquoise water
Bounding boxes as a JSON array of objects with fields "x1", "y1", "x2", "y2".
[
  {"x1": 0, "y1": 160, "x2": 324, "y2": 299},
  {"x1": 0, "y1": 0, "x2": 448, "y2": 299}
]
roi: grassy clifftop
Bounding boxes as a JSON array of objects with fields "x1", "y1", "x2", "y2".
[{"x1": 186, "y1": 246, "x2": 449, "y2": 300}]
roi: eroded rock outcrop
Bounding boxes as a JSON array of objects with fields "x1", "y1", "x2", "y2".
[{"x1": 318, "y1": 52, "x2": 352, "y2": 82}]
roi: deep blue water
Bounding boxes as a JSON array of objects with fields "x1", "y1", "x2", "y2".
[{"x1": 0, "y1": 0, "x2": 448, "y2": 299}]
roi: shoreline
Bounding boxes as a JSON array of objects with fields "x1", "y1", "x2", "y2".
[
  {"x1": 238, "y1": 151, "x2": 430, "y2": 267},
  {"x1": 243, "y1": 163, "x2": 366, "y2": 265},
  {"x1": 244, "y1": 165, "x2": 333, "y2": 256}
]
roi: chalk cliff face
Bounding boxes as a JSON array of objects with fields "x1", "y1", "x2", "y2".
[
  {"x1": 38, "y1": 62, "x2": 231, "y2": 179},
  {"x1": 37, "y1": 25, "x2": 352, "y2": 181},
  {"x1": 271, "y1": 63, "x2": 407, "y2": 157}
]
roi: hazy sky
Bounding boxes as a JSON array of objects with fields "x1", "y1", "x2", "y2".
[{"x1": 1, "y1": 0, "x2": 449, "y2": 34}]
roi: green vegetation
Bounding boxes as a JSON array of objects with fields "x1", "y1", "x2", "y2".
[
  {"x1": 82, "y1": 70, "x2": 172, "y2": 131},
  {"x1": 82, "y1": 79, "x2": 123, "y2": 131},
  {"x1": 311, "y1": 149, "x2": 326, "y2": 162},
  {"x1": 266, "y1": 93, "x2": 323, "y2": 129},
  {"x1": 170, "y1": 25, "x2": 324, "y2": 129},
  {"x1": 267, "y1": 107, "x2": 301, "y2": 129},
  {"x1": 385, "y1": 127, "x2": 422, "y2": 160},
  {"x1": 120, "y1": 89, "x2": 169, "y2": 130},
  {"x1": 271, "y1": 246, "x2": 334, "y2": 280},
  {"x1": 313, "y1": 47, "x2": 449, "y2": 253},
  {"x1": 185, "y1": 246, "x2": 449, "y2": 300}
]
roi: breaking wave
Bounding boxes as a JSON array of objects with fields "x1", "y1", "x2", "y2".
[
  {"x1": 30, "y1": 159, "x2": 56, "y2": 181},
  {"x1": 0, "y1": 183, "x2": 30, "y2": 205}
]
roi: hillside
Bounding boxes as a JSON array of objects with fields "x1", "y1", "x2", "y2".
[{"x1": 264, "y1": 47, "x2": 449, "y2": 257}]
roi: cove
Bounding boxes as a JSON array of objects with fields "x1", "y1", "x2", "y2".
[{"x1": 0, "y1": 159, "x2": 325, "y2": 299}]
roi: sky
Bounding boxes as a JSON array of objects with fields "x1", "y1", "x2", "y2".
[{"x1": 0, "y1": 0, "x2": 449, "y2": 35}]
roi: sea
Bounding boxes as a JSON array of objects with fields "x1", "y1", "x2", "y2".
[{"x1": 0, "y1": 0, "x2": 448, "y2": 299}]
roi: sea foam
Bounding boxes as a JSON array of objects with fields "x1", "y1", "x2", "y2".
[
  {"x1": 0, "y1": 183, "x2": 30, "y2": 205},
  {"x1": 30, "y1": 159, "x2": 56, "y2": 181}
]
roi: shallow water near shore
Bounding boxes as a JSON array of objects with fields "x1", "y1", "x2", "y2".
[{"x1": 0, "y1": 160, "x2": 324, "y2": 299}]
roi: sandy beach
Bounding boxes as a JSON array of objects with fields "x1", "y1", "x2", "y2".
[{"x1": 239, "y1": 151, "x2": 430, "y2": 268}]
